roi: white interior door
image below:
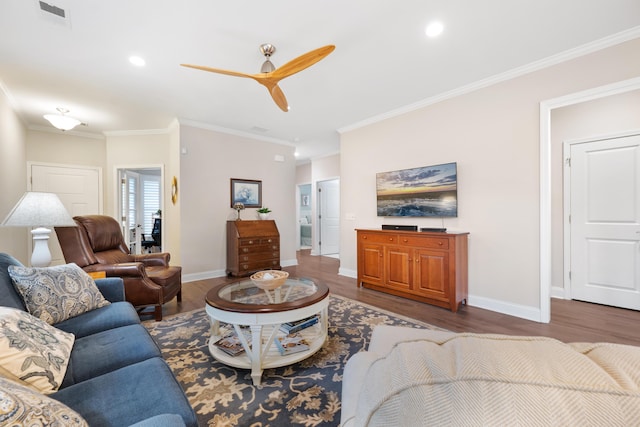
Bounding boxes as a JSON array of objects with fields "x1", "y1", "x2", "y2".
[
  {"x1": 318, "y1": 179, "x2": 340, "y2": 255},
  {"x1": 30, "y1": 163, "x2": 102, "y2": 265},
  {"x1": 568, "y1": 132, "x2": 640, "y2": 310}
]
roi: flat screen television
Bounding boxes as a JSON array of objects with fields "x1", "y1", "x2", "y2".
[{"x1": 376, "y1": 162, "x2": 457, "y2": 217}]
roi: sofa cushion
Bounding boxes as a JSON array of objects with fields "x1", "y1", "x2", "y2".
[
  {"x1": 0, "y1": 253, "x2": 27, "y2": 311},
  {"x1": 8, "y1": 263, "x2": 110, "y2": 325},
  {"x1": 52, "y1": 357, "x2": 198, "y2": 427},
  {"x1": 0, "y1": 375, "x2": 88, "y2": 426},
  {"x1": 0, "y1": 307, "x2": 74, "y2": 394},
  {"x1": 62, "y1": 324, "x2": 161, "y2": 387},
  {"x1": 54, "y1": 300, "x2": 140, "y2": 338}
]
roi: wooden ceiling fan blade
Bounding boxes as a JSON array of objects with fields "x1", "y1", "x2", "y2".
[
  {"x1": 271, "y1": 45, "x2": 335, "y2": 79},
  {"x1": 180, "y1": 64, "x2": 255, "y2": 80},
  {"x1": 270, "y1": 85, "x2": 289, "y2": 112}
]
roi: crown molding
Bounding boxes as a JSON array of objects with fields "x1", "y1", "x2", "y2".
[
  {"x1": 103, "y1": 127, "x2": 173, "y2": 137},
  {"x1": 28, "y1": 124, "x2": 105, "y2": 140},
  {"x1": 338, "y1": 26, "x2": 640, "y2": 134},
  {"x1": 178, "y1": 118, "x2": 295, "y2": 147}
]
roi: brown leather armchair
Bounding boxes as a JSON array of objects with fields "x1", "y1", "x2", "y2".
[{"x1": 55, "y1": 215, "x2": 181, "y2": 321}]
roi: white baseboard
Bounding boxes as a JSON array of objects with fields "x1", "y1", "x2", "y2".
[
  {"x1": 281, "y1": 258, "x2": 298, "y2": 268},
  {"x1": 339, "y1": 267, "x2": 357, "y2": 279},
  {"x1": 183, "y1": 269, "x2": 226, "y2": 283},
  {"x1": 467, "y1": 294, "x2": 543, "y2": 323},
  {"x1": 551, "y1": 286, "x2": 567, "y2": 299},
  {"x1": 183, "y1": 258, "x2": 298, "y2": 283}
]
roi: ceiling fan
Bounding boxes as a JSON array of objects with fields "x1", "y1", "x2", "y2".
[{"x1": 181, "y1": 44, "x2": 335, "y2": 112}]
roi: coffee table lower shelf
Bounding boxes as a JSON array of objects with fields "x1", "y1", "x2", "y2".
[
  {"x1": 208, "y1": 322, "x2": 327, "y2": 374},
  {"x1": 206, "y1": 302, "x2": 329, "y2": 385}
]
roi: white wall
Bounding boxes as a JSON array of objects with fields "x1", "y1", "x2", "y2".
[
  {"x1": 340, "y1": 37, "x2": 640, "y2": 321},
  {"x1": 0, "y1": 87, "x2": 28, "y2": 261},
  {"x1": 550, "y1": 90, "x2": 640, "y2": 295},
  {"x1": 179, "y1": 124, "x2": 296, "y2": 279}
]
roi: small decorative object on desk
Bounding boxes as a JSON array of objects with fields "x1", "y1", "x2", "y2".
[
  {"x1": 275, "y1": 333, "x2": 310, "y2": 355},
  {"x1": 233, "y1": 202, "x2": 245, "y2": 220},
  {"x1": 250, "y1": 270, "x2": 288, "y2": 290},
  {"x1": 257, "y1": 207, "x2": 271, "y2": 220}
]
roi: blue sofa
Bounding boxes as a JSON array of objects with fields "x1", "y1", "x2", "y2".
[{"x1": 0, "y1": 253, "x2": 198, "y2": 427}]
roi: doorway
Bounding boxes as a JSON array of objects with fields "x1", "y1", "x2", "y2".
[
  {"x1": 298, "y1": 183, "x2": 312, "y2": 249},
  {"x1": 540, "y1": 76, "x2": 640, "y2": 322},
  {"x1": 117, "y1": 167, "x2": 163, "y2": 254}
]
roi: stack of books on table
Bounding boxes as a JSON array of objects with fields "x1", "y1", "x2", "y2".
[
  {"x1": 279, "y1": 314, "x2": 319, "y2": 334},
  {"x1": 213, "y1": 329, "x2": 251, "y2": 356},
  {"x1": 275, "y1": 333, "x2": 310, "y2": 355}
]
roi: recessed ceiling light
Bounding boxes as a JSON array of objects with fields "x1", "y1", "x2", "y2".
[
  {"x1": 425, "y1": 21, "x2": 444, "y2": 38},
  {"x1": 129, "y1": 56, "x2": 146, "y2": 67}
]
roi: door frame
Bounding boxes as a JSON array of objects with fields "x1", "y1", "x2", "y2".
[
  {"x1": 562, "y1": 130, "x2": 640, "y2": 300},
  {"x1": 540, "y1": 76, "x2": 640, "y2": 323},
  {"x1": 114, "y1": 164, "x2": 165, "y2": 251}
]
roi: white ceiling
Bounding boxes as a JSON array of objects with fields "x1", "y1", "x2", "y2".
[{"x1": 2, "y1": 1, "x2": 640, "y2": 162}]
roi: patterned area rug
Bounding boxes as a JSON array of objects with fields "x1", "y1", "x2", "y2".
[{"x1": 143, "y1": 294, "x2": 441, "y2": 427}]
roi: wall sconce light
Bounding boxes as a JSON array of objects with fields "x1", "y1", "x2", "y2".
[{"x1": 43, "y1": 107, "x2": 84, "y2": 131}]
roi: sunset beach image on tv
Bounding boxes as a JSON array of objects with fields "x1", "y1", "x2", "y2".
[{"x1": 376, "y1": 162, "x2": 457, "y2": 217}]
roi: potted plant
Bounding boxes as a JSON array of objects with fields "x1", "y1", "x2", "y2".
[{"x1": 257, "y1": 207, "x2": 271, "y2": 220}]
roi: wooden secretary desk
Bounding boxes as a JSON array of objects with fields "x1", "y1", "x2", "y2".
[{"x1": 226, "y1": 220, "x2": 281, "y2": 277}]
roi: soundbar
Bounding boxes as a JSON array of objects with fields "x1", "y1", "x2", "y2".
[
  {"x1": 382, "y1": 225, "x2": 418, "y2": 231},
  {"x1": 420, "y1": 227, "x2": 447, "y2": 233}
]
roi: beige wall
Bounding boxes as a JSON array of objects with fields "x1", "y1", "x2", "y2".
[
  {"x1": 550, "y1": 90, "x2": 640, "y2": 295},
  {"x1": 179, "y1": 124, "x2": 296, "y2": 279},
  {"x1": 105, "y1": 129, "x2": 181, "y2": 263},
  {"x1": 27, "y1": 131, "x2": 106, "y2": 168},
  {"x1": 0, "y1": 87, "x2": 28, "y2": 261},
  {"x1": 340, "y1": 38, "x2": 640, "y2": 321}
]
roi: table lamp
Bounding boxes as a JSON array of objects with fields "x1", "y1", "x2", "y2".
[{"x1": 1, "y1": 192, "x2": 76, "y2": 267}]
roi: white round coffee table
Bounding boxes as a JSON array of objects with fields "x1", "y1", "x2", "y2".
[{"x1": 205, "y1": 277, "x2": 329, "y2": 385}]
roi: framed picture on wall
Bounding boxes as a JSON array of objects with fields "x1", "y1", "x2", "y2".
[
  {"x1": 301, "y1": 194, "x2": 310, "y2": 206},
  {"x1": 230, "y1": 178, "x2": 262, "y2": 208}
]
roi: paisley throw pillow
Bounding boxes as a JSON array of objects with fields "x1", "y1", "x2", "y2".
[
  {"x1": 8, "y1": 263, "x2": 110, "y2": 325},
  {"x1": 0, "y1": 375, "x2": 87, "y2": 426}
]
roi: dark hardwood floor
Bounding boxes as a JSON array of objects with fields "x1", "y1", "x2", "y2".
[{"x1": 158, "y1": 250, "x2": 640, "y2": 347}]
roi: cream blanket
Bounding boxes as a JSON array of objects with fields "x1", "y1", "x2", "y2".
[{"x1": 353, "y1": 333, "x2": 640, "y2": 426}]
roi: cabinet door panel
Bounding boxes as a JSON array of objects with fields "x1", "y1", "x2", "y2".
[
  {"x1": 361, "y1": 243, "x2": 384, "y2": 285},
  {"x1": 414, "y1": 250, "x2": 449, "y2": 300},
  {"x1": 386, "y1": 246, "x2": 412, "y2": 290}
]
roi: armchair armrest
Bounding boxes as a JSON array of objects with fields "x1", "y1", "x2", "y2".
[
  {"x1": 134, "y1": 252, "x2": 171, "y2": 267},
  {"x1": 87, "y1": 262, "x2": 148, "y2": 278},
  {"x1": 94, "y1": 277, "x2": 126, "y2": 302}
]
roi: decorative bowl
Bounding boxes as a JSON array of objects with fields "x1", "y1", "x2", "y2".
[{"x1": 250, "y1": 270, "x2": 289, "y2": 290}]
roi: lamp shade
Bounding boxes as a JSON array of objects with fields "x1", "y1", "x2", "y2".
[{"x1": 2, "y1": 192, "x2": 76, "y2": 227}]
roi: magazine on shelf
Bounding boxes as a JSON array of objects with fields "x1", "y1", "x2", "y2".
[
  {"x1": 279, "y1": 314, "x2": 319, "y2": 334},
  {"x1": 275, "y1": 333, "x2": 311, "y2": 355},
  {"x1": 213, "y1": 329, "x2": 251, "y2": 356}
]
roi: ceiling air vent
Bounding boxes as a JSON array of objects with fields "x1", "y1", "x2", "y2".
[{"x1": 39, "y1": 1, "x2": 65, "y2": 18}]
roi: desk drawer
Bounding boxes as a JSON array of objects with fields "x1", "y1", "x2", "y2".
[
  {"x1": 399, "y1": 235, "x2": 449, "y2": 250},
  {"x1": 359, "y1": 233, "x2": 398, "y2": 244},
  {"x1": 239, "y1": 259, "x2": 280, "y2": 272},
  {"x1": 239, "y1": 251, "x2": 280, "y2": 262}
]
